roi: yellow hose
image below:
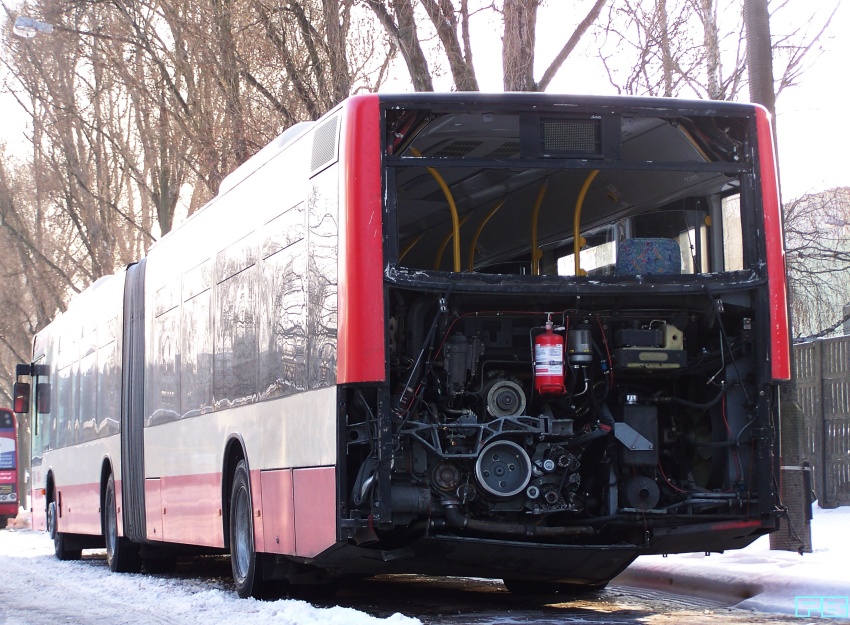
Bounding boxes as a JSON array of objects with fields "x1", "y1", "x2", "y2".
[
  {"x1": 531, "y1": 181, "x2": 549, "y2": 276},
  {"x1": 573, "y1": 170, "x2": 600, "y2": 276},
  {"x1": 468, "y1": 199, "x2": 506, "y2": 271},
  {"x1": 410, "y1": 147, "x2": 461, "y2": 272}
]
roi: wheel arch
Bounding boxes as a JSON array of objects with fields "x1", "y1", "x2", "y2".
[
  {"x1": 99, "y1": 456, "x2": 115, "y2": 537},
  {"x1": 221, "y1": 434, "x2": 248, "y2": 550},
  {"x1": 45, "y1": 469, "x2": 56, "y2": 508}
]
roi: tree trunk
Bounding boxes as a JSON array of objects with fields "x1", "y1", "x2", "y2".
[
  {"x1": 701, "y1": 0, "x2": 721, "y2": 99},
  {"x1": 502, "y1": 0, "x2": 539, "y2": 91},
  {"x1": 658, "y1": 0, "x2": 674, "y2": 97},
  {"x1": 365, "y1": 0, "x2": 434, "y2": 91},
  {"x1": 743, "y1": 0, "x2": 775, "y2": 116}
]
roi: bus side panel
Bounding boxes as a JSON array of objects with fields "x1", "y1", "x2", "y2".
[
  {"x1": 160, "y1": 472, "x2": 223, "y2": 546},
  {"x1": 337, "y1": 94, "x2": 385, "y2": 384},
  {"x1": 31, "y1": 487, "x2": 46, "y2": 531},
  {"x1": 46, "y1": 437, "x2": 120, "y2": 536},
  {"x1": 57, "y1": 482, "x2": 101, "y2": 535},
  {"x1": 292, "y1": 466, "x2": 336, "y2": 558},
  {"x1": 145, "y1": 477, "x2": 163, "y2": 540},
  {"x1": 260, "y1": 469, "x2": 295, "y2": 554},
  {"x1": 142, "y1": 387, "x2": 337, "y2": 549}
]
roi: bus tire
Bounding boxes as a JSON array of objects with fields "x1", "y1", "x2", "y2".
[
  {"x1": 47, "y1": 500, "x2": 81, "y2": 561},
  {"x1": 229, "y1": 459, "x2": 263, "y2": 598},
  {"x1": 104, "y1": 474, "x2": 141, "y2": 573}
]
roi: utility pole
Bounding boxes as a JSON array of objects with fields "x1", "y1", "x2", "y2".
[{"x1": 744, "y1": 0, "x2": 813, "y2": 553}]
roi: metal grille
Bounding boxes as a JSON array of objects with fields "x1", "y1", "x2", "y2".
[
  {"x1": 540, "y1": 119, "x2": 601, "y2": 156},
  {"x1": 433, "y1": 140, "x2": 483, "y2": 158},
  {"x1": 311, "y1": 115, "x2": 339, "y2": 174},
  {"x1": 485, "y1": 141, "x2": 521, "y2": 159}
]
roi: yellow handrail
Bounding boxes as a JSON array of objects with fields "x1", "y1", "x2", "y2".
[
  {"x1": 435, "y1": 216, "x2": 470, "y2": 269},
  {"x1": 530, "y1": 180, "x2": 549, "y2": 276},
  {"x1": 573, "y1": 170, "x2": 600, "y2": 276},
  {"x1": 410, "y1": 147, "x2": 462, "y2": 272},
  {"x1": 468, "y1": 199, "x2": 506, "y2": 271},
  {"x1": 399, "y1": 234, "x2": 424, "y2": 262}
]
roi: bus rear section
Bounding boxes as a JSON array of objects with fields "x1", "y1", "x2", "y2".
[
  {"x1": 0, "y1": 409, "x2": 18, "y2": 528},
  {"x1": 334, "y1": 94, "x2": 789, "y2": 591}
]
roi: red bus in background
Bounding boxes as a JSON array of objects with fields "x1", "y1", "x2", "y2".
[
  {"x1": 14, "y1": 93, "x2": 790, "y2": 599},
  {"x1": 0, "y1": 408, "x2": 18, "y2": 529}
]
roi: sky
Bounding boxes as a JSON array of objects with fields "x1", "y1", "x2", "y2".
[{"x1": 1, "y1": 1, "x2": 846, "y2": 203}]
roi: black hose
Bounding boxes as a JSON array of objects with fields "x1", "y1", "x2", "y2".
[{"x1": 441, "y1": 503, "x2": 595, "y2": 537}]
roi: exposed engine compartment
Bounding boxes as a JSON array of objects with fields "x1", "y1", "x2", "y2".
[{"x1": 344, "y1": 286, "x2": 764, "y2": 551}]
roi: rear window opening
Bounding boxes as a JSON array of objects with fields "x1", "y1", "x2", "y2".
[{"x1": 385, "y1": 108, "x2": 748, "y2": 277}]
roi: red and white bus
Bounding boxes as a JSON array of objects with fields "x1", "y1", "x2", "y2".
[
  {"x1": 15, "y1": 93, "x2": 790, "y2": 598},
  {"x1": 0, "y1": 408, "x2": 18, "y2": 528}
]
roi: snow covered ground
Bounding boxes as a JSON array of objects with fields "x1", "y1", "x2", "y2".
[
  {"x1": 0, "y1": 519, "x2": 420, "y2": 625},
  {"x1": 617, "y1": 505, "x2": 850, "y2": 620},
  {"x1": 1, "y1": 506, "x2": 847, "y2": 623}
]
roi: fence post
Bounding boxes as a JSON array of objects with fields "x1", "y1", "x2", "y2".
[{"x1": 770, "y1": 384, "x2": 813, "y2": 552}]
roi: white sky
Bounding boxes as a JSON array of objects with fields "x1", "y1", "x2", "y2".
[{"x1": 2, "y1": 2, "x2": 845, "y2": 203}]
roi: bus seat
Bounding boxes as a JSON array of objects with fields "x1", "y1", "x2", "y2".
[{"x1": 615, "y1": 238, "x2": 682, "y2": 275}]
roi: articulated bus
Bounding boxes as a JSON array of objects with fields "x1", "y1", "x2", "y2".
[
  {"x1": 0, "y1": 408, "x2": 18, "y2": 528},
  {"x1": 14, "y1": 93, "x2": 790, "y2": 598}
]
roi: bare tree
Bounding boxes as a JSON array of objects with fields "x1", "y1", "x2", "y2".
[
  {"x1": 784, "y1": 188, "x2": 850, "y2": 339},
  {"x1": 365, "y1": 0, "x2": 606, "y2": 92},
  {"x1": 597, "y1": 0, "x2": 835, "y2": 102}
]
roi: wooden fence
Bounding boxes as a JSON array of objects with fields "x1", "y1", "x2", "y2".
[{"x1": 794, "y1": 337, "x2": 850, "y2": 508}]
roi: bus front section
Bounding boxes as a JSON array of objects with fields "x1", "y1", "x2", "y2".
[{"x1": 341, "y1": 94, "x2": 787, "y2": 590}]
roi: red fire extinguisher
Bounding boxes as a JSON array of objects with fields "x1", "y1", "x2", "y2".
[{"x1": 534, "y1": 321, "x2": 566, "y2": 395}]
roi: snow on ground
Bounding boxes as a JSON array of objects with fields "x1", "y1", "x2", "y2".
[
  {"x1": 0, "y1": 520, "x2": 420, "y2": 625},
  {"x1": 616, "y1": 505, "x2": 850, "y2": 619},
  {"x1": 2, "y1": 506, "x2": 848, "y2": 623}
]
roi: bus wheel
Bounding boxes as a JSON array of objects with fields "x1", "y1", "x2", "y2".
[
  {"x1": 230, "y1": 459, "x2": 264, "y2": 598},
  {"x1": 47, "y1": 500, "x2": 81, "y2": 561},
  {"x1": 104, "y1": 474, "x2": 141, "y2": 573}
]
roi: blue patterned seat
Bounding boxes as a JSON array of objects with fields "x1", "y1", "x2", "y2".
[{"x1": 615, "y1": 238, "x2": 682, "y2": 275}]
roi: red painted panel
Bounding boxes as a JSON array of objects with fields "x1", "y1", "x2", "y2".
[
  {"x1": 251, "y1": 469, "x2": 264, "y2": 551},
  {"x1": 260, "y1": 469, "x2": 295, "y2": 555},
  {"x1": 56, "y1": 482, "x2": 101, "y2": 536},
  {"x1": 160, "y1": 472, "x2": 224, "y2": 548},
  {"x1": 114, "y1": 478, "x2": 124, "y2": 537},
  {"x1": 755, "y1": 107, "x2": 791, "y2": 381},
  {"x1": 293, "y1": 466, "x2": 337, "y2": 558},
  {"x1": 31, "y1": 481, "x2": 46, "y2": 532},
  {"x1": 145, "y1": 478, "x2": 163, "y2": 541},
  {"x1": 337, "y1": 94, "x2": 386, "y2": 384}
]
